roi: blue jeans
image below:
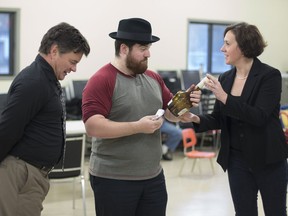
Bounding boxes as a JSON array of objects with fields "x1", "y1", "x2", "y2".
[
  {"x1": 160, "y1": 121, "x2": 182, "y2": 151},
  {"x1": 90, "y1": 170, "x2": 167, "y2": 216},
  {"x1": 228, "y1": 150, "x2": 287, "y2": 216}
]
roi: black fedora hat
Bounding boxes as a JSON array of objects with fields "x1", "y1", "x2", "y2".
[{"x1": 109, "y1": 18, "x2": 160, "y2": 43}]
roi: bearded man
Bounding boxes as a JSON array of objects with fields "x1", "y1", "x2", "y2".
[{"x1": 82, "y1": 17, "x2": 201, "y2": 216}]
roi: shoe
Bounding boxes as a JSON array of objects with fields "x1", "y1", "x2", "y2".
[
  {"x1": 162, "y1": 151, "x2": 173, "y2": 161},
  {"x1": 162, "y1": 144, "x2": 169, "y2": 154}
]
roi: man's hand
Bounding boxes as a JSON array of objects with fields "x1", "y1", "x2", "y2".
[
  {"x1": 179, "y1": 112, "x2": 200, "y2": 123},
  {"x1": 137, "y1": 115, "x2": 163, "y2": 134}
]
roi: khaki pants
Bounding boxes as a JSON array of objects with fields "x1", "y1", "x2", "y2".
[{"x1": 0, "y1": 156, "x2": 50, "y2": 216}]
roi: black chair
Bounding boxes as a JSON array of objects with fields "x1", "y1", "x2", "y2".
[
  {"x1": 178, "y1": 70, "x2": 201, "y2": 129},
  {"x1": 199, "y1": 90, "x2": 220, "y2": 150},
  {"x1": 48, "y1": 134, "x2": 87, "y2": 216},
  {"x1": 66, "y1": 80, "x2": 88, "y2": 120},
  {"x1": 158, "y1": 70, "x2": 182, "y2": 95},
  {"x1": 69, "y1": 80, "x2": 88, "y2": 100}
]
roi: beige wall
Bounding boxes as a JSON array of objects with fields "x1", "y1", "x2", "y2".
[{"x1": 1, "y1": 0, "x2": 288, "y2": 92}]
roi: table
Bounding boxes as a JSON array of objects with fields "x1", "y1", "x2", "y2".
[{"x1": 66, "y1": 120, "x2": 86, "y2": 135}]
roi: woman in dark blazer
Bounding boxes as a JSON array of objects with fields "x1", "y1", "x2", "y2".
[{"x1": 191, "y1": 22, "x2": 288, "y2": 216}]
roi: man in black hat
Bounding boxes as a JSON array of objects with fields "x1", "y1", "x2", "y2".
[{"x1": 82, "y1": 17, "x2": 201, "y2": 216}]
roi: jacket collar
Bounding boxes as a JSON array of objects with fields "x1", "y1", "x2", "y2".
[
  {"x1": 221, "y1": 58, "x2": 262, "y2": 102},
  {"x1": 240, "y1": 58, "x2": 261, "y2": 102}
]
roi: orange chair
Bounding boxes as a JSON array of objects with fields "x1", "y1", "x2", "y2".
[
  {"x1": 280, "y1": 110, "x2": 288, "y2": 129},
  {"x1": 179, "y1": 128, "x2": 216, "y2": 176},
  {"x1": 280, "y1": 110, "x2": 288, "y2": 144}
]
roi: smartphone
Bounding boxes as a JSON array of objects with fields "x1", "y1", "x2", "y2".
[{"x1": 153, "y1": 109, "x2": 165, "y2": 120}]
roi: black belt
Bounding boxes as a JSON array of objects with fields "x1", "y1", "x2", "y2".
[
  {"x1": 29, "y1": 162, "x2": 54, "y2": 174},
  {"x1": 14, "y1": 156, "x2": 54, "y2": 174}
]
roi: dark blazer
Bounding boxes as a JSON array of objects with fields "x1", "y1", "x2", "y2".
[{"x1": 194, "y1": 58, "x2": 288, "y2": 171}]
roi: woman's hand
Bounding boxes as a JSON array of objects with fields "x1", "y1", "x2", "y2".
[{"x1": 205, "y1": 74, "x2": 228, "y2": 104}]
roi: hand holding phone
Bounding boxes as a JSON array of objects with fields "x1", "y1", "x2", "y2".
[{"x1": 153, "y1": 109, "x2": 165, "y2": 120}]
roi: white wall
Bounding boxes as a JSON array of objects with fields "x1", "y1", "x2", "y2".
[{"x1": 1, "y1": 0, "x2": 288, "y2": 92}]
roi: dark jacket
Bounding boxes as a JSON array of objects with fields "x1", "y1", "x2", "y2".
[{"x1": 194, "y1": 58, "x2": 288, "y2": 171}]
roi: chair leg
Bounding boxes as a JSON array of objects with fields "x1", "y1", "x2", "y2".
[
  {"x1": 200, "y1": 133, "x2": 205, "y2": 149},
  {"x1": 73, "y1": 177, "x2": 76, "y2": 209},
  {"x1": 191, "y1": 158, "x2": 198, "y2": 173},
  {"x1": 81, "y1": 175, "x2": 87, "y2": 216},
  {"x1": 209, "y1": 158, "x2": 215, "y2": 174},
  {"x1": 178, "y1": 157, "x2": 187, "y2": 176},
  {"x1": 212, "y1": 132, "x2": 216, "y2": 150}
]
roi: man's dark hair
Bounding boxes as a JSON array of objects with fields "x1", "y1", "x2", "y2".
[
  {"x1": 39, "y1": 22, "x2": 90, "y2": 56},
  {"x1": 114, "y1": 40, "x2": 148, "y2": 56}
]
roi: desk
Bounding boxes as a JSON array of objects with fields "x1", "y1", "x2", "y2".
[{"x1": 66, "y1": 120, "x2": 86, "y2": 135}]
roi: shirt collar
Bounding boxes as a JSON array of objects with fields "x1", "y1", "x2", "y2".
[{"x1": 35, "y1": 54, "x2": 59, "y2": 84}]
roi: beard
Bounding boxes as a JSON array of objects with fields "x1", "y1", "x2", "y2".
[{"x1": 126, "y1": 53, "x2": 148, "y2": 75}]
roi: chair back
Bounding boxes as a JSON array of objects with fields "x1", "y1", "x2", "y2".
[
  {"x1": 49, "y1": 134, "x2": 85, "y2": 179},
  {"x1": 280, "y1": 110, "x2": 288, "y2": 144},
  {"x1": 182, "y1": 128, "x2": 197, "y2": 151},
  {"x1": 280, "y1": 110, "x2": 288, "y2": 129}
]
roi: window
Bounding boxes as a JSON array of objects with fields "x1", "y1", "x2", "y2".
[
  {"x1": 0, "y1": 8, "x2": 19, "y2": 76},
  {"x1": 187, "y1": 21, "x2": 232, "y2": 74}
]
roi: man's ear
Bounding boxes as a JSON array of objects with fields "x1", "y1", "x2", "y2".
[
  {"x1": 120, "y1": 43, "x2": 129, "y2": 55},
  {"x1": 50, "y1": 44, "x2": 59, "y2": 56}
]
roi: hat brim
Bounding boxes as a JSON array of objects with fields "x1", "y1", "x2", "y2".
[{"x1": 109, "y1": 32, "x2": 160, "y2": 43}]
